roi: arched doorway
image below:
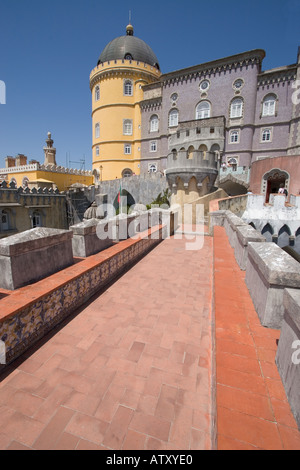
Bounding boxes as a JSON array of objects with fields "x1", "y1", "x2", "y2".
[
  {"x1": 262, "y1": 168, "x2": 289, "y2": 203},
  {"x1": 113, "y1": 189, "x2": 136, "y2": 214}
]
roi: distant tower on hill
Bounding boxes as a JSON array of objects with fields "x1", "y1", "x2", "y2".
[{"x1": 43, "y1": 132, "x2": 57, "y2": 166}]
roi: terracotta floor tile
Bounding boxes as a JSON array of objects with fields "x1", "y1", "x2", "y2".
[
  {"x1": 122, "y1": 429, "x2": 147, "y2": 450},
  {"x1": 129, "y1": 411, "x2": 171, "y2": 442},
  {"x1": 33, "y1": 406, "x2": 75, "y2": 450},
  {"x1": 217, "y1": 384, "x2": 274, "y2": 421},
  {"x1": 65, "y1": 412, "x2": 109, "y2": 445},
  {"x1": 1, "y1": 228, "x2": 299, "y2": 450},
  {"x1": 217, "y1": 406, "x2": 283, "y2": 450}
]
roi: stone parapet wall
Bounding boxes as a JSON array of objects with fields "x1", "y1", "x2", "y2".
[
  {"x1": 0, "y1": 225, "x2": 165, "y2": 370},
  {"x1": 245, "y1": 242, "x2": 300, "y2": 329},
  {"x1": 210, "y1": 209, "x2": 300, "y2": 328},
  {"x1": 0, "y1": 228, "x2": 74, "y2": 290}
]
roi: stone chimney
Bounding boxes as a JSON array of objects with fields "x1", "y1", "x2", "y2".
[
  {"x1": 15, "y1": 154, "x2": 28, "y2": 167},
  {"x1": 5, "y1": 156, "x2": 16, "y2": 168},
  {"x1": 43, "y1": 132, "x2": 57, "y2": 166}
]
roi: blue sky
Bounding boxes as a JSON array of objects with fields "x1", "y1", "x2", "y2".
[{"x1": 0, "y1": 0, "x2": 299, "y2": 170}]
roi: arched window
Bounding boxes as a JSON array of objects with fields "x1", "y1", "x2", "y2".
[
  {"x1": 229, "y1": 130, "x2": 240, "y2": 143},
  {"x1": 262, "y1": 94, "x2": 276, "y2": 116},
  {"x1": 1, "y1": 211, "x2": 9, "y2": 231},
  {"x1": 122, "y1": 168, "x2": 133, "y2": 178},
  {"x1": 149, "y1": 164, "x2": 157, "y2": 173},
  {"x1": 150, "y1": 141, "x2": 157, "y2": 152},
  {"x1": 95, "y1": 85, "x2": 100, "y2": 101},
  {"x1": 169, "y1": 109, "x2": 179, "y2": 127},
  {"x1": 124, "y1": 144, "x2": 132, "y2": 155},
  {"x1": 95, "y1": 146, "x2": 100, "y2": 157},
  {"x1": 150, "y1": 115, "x2": 159, "y2": 132},
  {"x1": 123, "y1": 119, "x2": 133, "y2": 135},
  {"x1": 187, "y1": 146, "x2": 194, "y2": 159},
  {"x1": 95, "y1": 123, "x2": 100, "y2": 139},
  {"x1": 124, "y1": 79, "x2": 133, "y2": 96},
  {"x1": 262, "y1": 128, "x2": 272, "y2": 142},
  {"x1": 196, "y1": 101, "x2": 211, "y2": 119},
  {"x1": 262, "y1": 223, "x2": 274, "y2": 242},
  {"x1": 230, "y1": 98, "x2": 244, "y2": 118}
]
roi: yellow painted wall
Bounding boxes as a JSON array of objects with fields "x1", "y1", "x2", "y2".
[
  {"x1": 4, "y1": 170, "x2": 93, "y2": 192},
  {"x1": 90, "y1": 60, "x2": 161, "y2": 181}
]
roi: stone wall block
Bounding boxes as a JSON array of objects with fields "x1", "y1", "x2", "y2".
[{"x1": 245, "y1": 242, "x2": 300, "y2": 328}]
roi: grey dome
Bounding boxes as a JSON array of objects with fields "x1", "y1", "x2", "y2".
[{"x1": 98, "y1": 25, "x2": 160, "y2": 70}]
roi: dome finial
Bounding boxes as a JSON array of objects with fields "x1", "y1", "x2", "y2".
[{"x1": 126, "y1": 10, "x2": 134, "y2": 35}]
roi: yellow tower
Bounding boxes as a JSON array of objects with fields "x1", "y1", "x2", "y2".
[{"x1": 90, "y1": 24, "x2": 161, "y2": 182}]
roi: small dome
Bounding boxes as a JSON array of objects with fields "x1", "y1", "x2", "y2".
[{"x1": 97, "y1": 25, "x2": 160, "y2": 70}]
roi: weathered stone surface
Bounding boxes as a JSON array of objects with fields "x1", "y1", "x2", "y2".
[
  {"x1": 245, "y1": 242, "x2": 300, "y2": 328},
  {"x1": 208, "y1": 210, "x2": 226, "y2": 235},
  {"x1": 0, "y1": 227, "x2": 71, "y2": 256},
  {"x1": 234, "y1": 225, "x2": 266, "y2": 270},
  {"x1": 247, "y1": 242, "x2": 300, "y2": 287},
  {"x1": 0, "y1": 228, "x2": 74, "y2": 290},
  {"x1": 276, "y1": 288, "x2": 300, "y2": 430},
  {"x1": 224, "y1": 211, "x2": 247, "y2": 249},
  {"x1": 70, "y1": 218, "x2": 114, "y2": 257}
]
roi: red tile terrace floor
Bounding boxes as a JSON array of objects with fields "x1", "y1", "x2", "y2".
[{"x1": 0, "y1": 225, "x2": 299, "y2": 450}]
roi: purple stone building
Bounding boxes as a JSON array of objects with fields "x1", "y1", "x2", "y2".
[{"x1": 140, "y1": 47, "x2": 300, "y2": 177}]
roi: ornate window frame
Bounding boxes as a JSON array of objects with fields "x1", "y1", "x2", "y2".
[
  {"x1": 230, "y1": 97, "x2": 244, "y2": 119},
  {"x1": 229, "y1": 129, "x2": 240, "y2": 144},
  {"x1": 261, "y1": 93, "x2": 277, "y2": 118},
  {"x1": 169, "y1": 109, "x2": 179, "y2": 127},
  {"x1": 123, "y1": 119, "x2": 133, "y2": 136},
  {"x1": 124, "y1": 79, "x2": 133, "y2": 96},
  {"x1": 196, "y1": 100, "x2": 211, "y2": 120}
]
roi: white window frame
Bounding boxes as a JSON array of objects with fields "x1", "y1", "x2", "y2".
[
  {"x1": 169, "y1": 109, "x2": 179, "y2": 127},
  {"x1": 124, "y1": 79, "x2": 133, "y2": 96},
  {"x1": 229, "y1": 129, "x2": 240, "y2": 144},
  {"x1": 95, "y1": 146, "x2": 100, "y2": 157},
  {"x1": 196, "y1": 101, "x2": 211, "y2": 120},
  {"x1": 148, "y1": 163, "x2": 157, "y2": 173},
  {"x1": 95, "y1": 123, "x2": 100, "y2": 139},
  {"x1": 123, "y1": 119, "x2": 133, "y2": 136},
  {"x1": 150, "y1": 141, "x2": 157, "y2": 152},
  {"x1": 124, "y1": 144, "x2": 132, "y2": 155},
  {"x1": 261, "y1": 128, "x2": 272, "y2": 143},
  {"x1": 262, "y1": 94, "x2": 276, "y2": 117},
  {"x1": 230, "y1": 98, "x2": 243, "y2": 118},
  {"x1": 95, "y1": 85, "x2": 100, "y2": 101},
  {"x1": 150, "y1": 115, "x2": 159, "y2": 132}
]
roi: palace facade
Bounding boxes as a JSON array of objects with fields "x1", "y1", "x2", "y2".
[{"x1": 91, "y1": 24, "x2": 300, "y2": 183}]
